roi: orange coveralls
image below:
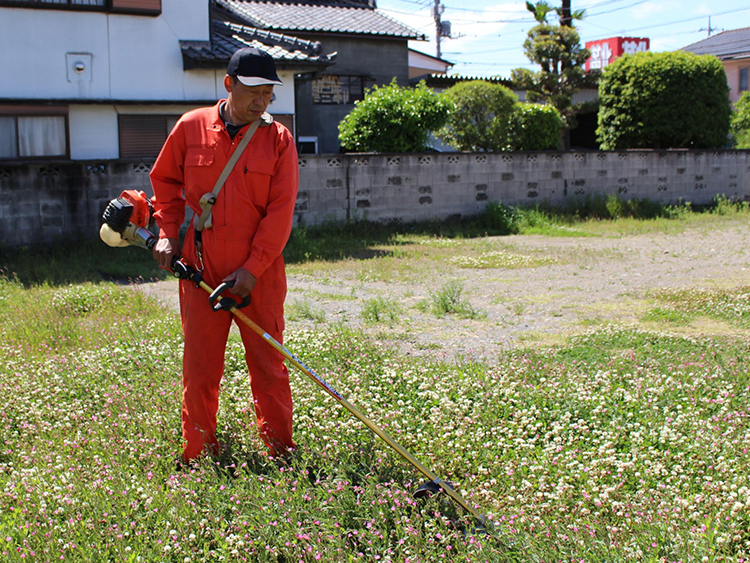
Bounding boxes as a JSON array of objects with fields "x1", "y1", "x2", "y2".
[{"x1": 150, "y1": 101, "x2": 299, "y2": 461}]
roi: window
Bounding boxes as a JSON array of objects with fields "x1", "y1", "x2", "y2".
[
  {"x1": 0, "y1": 0, "x2": 161, "y2": 16},
  {"x1": 312, "y1": 75, "x2": 371, "y2": 105},
  {"x1": 740, "y1": 67, "x2": 749, "y2": 93},
  {"x1": 297, "y1": 136, "x2": 318, "y2": 155},
  {"x1": 118, "y1": 114, "x2": 179, "y2": 159},
  {"x1": 0, "y1": 114, "x2": 68, "y2": 159}
]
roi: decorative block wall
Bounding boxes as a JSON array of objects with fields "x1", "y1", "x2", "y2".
[{"x1": 1, "y1": 149, "x2": 748, "y2": 246}]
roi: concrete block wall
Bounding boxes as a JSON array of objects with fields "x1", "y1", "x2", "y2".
[
  {"x1": 1, "y1": 149, "x2": 749, "y2": 247},
  {"x1": 293, "y1": 149, "x2": 750, "y2": 227},
  {"x1": 0, "y1": 160, "x2": 153, "y2": 247}
]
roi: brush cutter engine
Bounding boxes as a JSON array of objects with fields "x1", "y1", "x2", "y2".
[{"x1": 100, "y1": 190, "x2": 157, "y2": 250}]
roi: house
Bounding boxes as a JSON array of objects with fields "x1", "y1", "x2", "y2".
[
  {"x1": 682, "y1": 27, "x2": 750, "y2": 106},
  {"x1": 214, "y1": 0, "x2": 425, "y2": 154},
  {"x1": 0, "y1": 0, "x2": 420, "y2": 161},
  {"x1": 408, "y1": 49, "x2": 453, "y2": 82}
]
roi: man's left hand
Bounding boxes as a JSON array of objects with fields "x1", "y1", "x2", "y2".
[{"x1": 223, "y1": 268, "x2": 257, "y2": 298}]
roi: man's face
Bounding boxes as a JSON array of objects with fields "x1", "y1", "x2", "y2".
[{"x1": 224, "y1": 76, "x2": 274, "y2": 124}]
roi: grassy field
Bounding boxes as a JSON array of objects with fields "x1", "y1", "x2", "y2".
[{"x1": 1, "y1": 197, "x2": 749, "y2": 562}]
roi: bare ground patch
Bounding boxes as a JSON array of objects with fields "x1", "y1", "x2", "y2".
[{"x1": 134, "y1": 218, "x2": 750, "y2": 363}]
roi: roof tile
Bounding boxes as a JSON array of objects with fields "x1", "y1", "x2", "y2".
[
  {"x1": 216, "y1": 0, "x2": 424, "y2": 39},
  {"x1": 681, "y1": 27, "x2": 750, "y2": 60},
  {"x1": 181, "y1": 20, "x2": 337, "y2": 68}
]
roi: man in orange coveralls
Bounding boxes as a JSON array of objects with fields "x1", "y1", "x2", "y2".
[{"x1": 150, "y1": 47, "x2": 298, "y2": 464}]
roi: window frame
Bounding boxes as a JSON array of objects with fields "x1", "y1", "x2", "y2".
[
  {"x1": 0, "y1": 0, "x2": 161, "y2": 16},
  {"x1": 118, "y1": 113, "x2": 181, "y2": 159},
  {"x1": 740, "y1": 67, "x2": 749, "y2": 93},
  {"x1": 311, "y1": 75, "x2": 373, "y2": 105},
  {"x1": 0, "y1": 106, "x2": 70, "y2": 161}
]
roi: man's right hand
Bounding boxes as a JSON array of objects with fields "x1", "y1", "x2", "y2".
[{"x1": 153, "y1": 237, "x2": 180, "y2": 269}]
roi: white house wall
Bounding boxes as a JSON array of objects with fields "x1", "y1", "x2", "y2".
[
  {"x1": 68, "y1": 104, "x2": 204, "y2": 160},
  {"x1": 0, "y1": 1, "x2": 210, "y2": 101},
  {"x1": 1, "y1": 1, "x2": 299, "y2": 160}
]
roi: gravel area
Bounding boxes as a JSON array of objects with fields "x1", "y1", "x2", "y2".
[{"x1": 135, "y1": 218, "x2": 750, "y2": 364}]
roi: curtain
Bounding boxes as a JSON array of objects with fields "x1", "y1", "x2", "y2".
[
  {"x1": 18, "y1": 116, "x2": 66, "y2": 157},
  {"x1": 0, "y1": 117, "x2": 18, "y2": 159}
]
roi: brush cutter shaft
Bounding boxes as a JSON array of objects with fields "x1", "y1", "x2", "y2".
[{"x1": 193, "y1": 277, "x2": 486, "y2": 523}]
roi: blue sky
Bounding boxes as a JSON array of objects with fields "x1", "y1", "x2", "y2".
[{"x1": 377, "y1": 0, "x2": 750, "y2": 78}]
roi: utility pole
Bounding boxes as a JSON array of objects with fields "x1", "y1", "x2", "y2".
[
  {"x1": 432, "y1": 0, "x2": 450, "y2": 59},
  {"x1": 699, "y1": 16, "x2": 720, "y2": 37}
]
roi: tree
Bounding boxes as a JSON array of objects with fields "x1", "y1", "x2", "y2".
[
  {"x1": 730, "y1": 91, "x2": 750, "y2": 148},
  {"x1": 596, "y1": 51, "x2": 731, "y2": 150},
  {"x1": 338, "y1": 80, "x2": 452, "y2": 153},
  {"x1": 438, "y1": 80, "x2": 519, "y2": 151},
  {"x1": 525, "y1": 0, "x2": 584, "y2": 25},
  {"x1": 511, "y1": 4, "x2": 594, "y2": 148}
]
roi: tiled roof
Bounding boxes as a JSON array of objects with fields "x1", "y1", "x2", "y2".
[
  {"x1": 681, "y1": 27, "x2": 750, "y2": 60},
  {"x1": 216, "y1": 0, "x2": 424, "y2": 39},
  {"x1": 181, "y1": 20, "x2": 336, "y2": 70},
  {"x1": 411, "y1": 74, "x2": 514, "y2": 88}
]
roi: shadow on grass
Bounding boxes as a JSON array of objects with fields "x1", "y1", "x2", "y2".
[{"x1": 1, "y1": 195, "x2": 724, "y2": 286}]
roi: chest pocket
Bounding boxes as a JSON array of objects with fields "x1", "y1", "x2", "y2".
[
  {"x1": 244, "y1": 157, "x2": 274, "y2": 176},
  {"x1": 185, "y1": 148, "x2": 215, "y2": 167}
]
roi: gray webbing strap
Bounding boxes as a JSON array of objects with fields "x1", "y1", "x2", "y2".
[{"x1": 195, "y1": 117, "x2": 262, "y2": 232}]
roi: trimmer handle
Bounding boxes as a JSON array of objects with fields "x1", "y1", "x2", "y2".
[
  {"x1": 208, "y1": 281, "x2": 250, "y2": 312},
  {"x1": 170, "y1": 256, "x2": 194, "y2": 280}
]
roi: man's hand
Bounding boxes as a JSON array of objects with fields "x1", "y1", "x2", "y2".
[
  {"x1": 223, "y1": 268, "x2": 257, "y2": 298},
  {"x1": 153, "y1": 237, "x2": 180, "y2": 270}
]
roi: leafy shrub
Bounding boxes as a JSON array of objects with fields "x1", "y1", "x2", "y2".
[
  {"x1": 730, "y1": 91, "x2": 750, "y2": 148},
  {"x1": 597, "y1": 51, "x2": 731, "y2": 149},
  {"x1": 338, "y1": 80, "x2": 452, "y2": 153},
  {"x1": 482, "y1": 202, "x2": 522, "y2": 234},
  {"x1": 439, "y1": 80, "x2": 519, "y2": 151},
  {"x1": 508, "y1": 103, "x2": 563, "y2": 150}
]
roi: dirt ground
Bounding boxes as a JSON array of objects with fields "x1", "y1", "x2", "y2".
[{"x1": 135, "y1": 218, "x2": 750, "y2": 364}]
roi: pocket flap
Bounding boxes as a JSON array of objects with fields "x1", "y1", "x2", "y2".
[
  {"x1": 245, "y1": 157, "x2": 274, "y2": 176},
  {"x1": 185, "y1": 149, "x2": 215, "y2": 167}
]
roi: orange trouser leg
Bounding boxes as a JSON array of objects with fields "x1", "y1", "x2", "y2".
[
  {"x1": 180, "y1": 279, "x2": 232, "y2": 461},
  {"x1": 237, "y1": 309, "x2": 295, "y2": 456},
  {"x1": 179, "y1": 276, "x2": 295, "y2": 460}
]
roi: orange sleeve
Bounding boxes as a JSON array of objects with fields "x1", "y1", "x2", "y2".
[
  {"x1": 242, "y1": 125, "x2": 299, "y2": 279},
  {"x1": 150, "y1": 122, "x2": 187, "y2": 240}
]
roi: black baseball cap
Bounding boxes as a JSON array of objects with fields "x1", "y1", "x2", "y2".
[{"x1": 227, "y1": 47, "x2": 283, "y2": 87}]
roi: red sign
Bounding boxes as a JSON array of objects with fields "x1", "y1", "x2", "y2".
[{"x1": 585, "y1": 37, "x2": 650, "y2": 71}]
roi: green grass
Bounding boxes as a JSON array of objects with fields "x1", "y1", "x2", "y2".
[
  {"x1": 1, "y1": 195, "x2": 750, "y2": 561},
  {"x1": 2, "y1": 194, "x2": 747, "y2": 288},
  {"x1": 644, "y1": 286, "x2": 750, "y2": 329},
  {"x1": 360, "y1": 295, "x2": 403, "y2": 325},
  {"x1": 285, "y1": 298, "x2": 326, "y2": 322},
  {"x1": 418, "y1": 279, "x2": 484, "y2": 319},
  {"x1": 1, "y1": 276, "x2": 749, "y2": 562}
]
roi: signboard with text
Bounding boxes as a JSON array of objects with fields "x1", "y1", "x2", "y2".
[{"x1": 585, "y1": 37, "x2": 650, "y2": 71}]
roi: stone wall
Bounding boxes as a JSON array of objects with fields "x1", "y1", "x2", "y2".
[{"x1": 1, "y1": 149, "x2": 748, "y2": 247}]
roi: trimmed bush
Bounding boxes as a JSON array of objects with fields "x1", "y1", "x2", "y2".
[
  {"x1": 509, "y1": 103, "x2": 563, "y2": 150},
  {"x1": 439, "y1": 80, "x2": 519, "y2": 151},
  {"x1": 338, "y1": 80, "x2": 452, "y2": 153},
  {"x1": 597, "y1": 51, "x2": 731, "y2": 149}
]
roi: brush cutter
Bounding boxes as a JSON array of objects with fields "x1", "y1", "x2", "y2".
[{"x1": 100, "y1": 190, "x2": 494, "y2": 531}]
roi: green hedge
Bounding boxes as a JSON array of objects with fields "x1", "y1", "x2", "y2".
[
  {"x1": 338, "y1": 80, "x2": 452, "y2": 153},
  {"x1": 509, "y1": 104, "x2": 563, "y2": 150},
  {"x1": 439, "y1": 80, "x2": 562, "y2": 151},
  {"x1": 597, "y1": 51, "x2": 731, "y2": 150}
]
